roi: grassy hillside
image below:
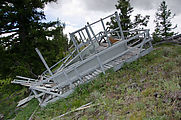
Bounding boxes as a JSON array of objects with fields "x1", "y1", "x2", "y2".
[
  {"x1": 5, "y1": 44, "x2": 181, "y2": 119},
  {"x1": 0, "y1": 80, "x2": 28, "y2": 119}
]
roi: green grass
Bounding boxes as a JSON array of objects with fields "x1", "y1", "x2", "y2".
[
  {"x1": 3, "y1": 44, "x2": 181, "y2": 120},
  {"x1": 0, "y1": 82, "x2": 28, "y2": 119}
]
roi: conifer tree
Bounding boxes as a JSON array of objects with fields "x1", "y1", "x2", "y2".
[
  {"x1": 0, "y1": 0, "x2": 68, "y2": 78},
  {"x1": 153, "y1": 1, "x2": 177, "y2": 39},
  {"x1": 107, "y1": 0, "x2": 150, "y2": 38},
  {"x1": 107, "y1": 0, "x2": 133, "y2": 33}
]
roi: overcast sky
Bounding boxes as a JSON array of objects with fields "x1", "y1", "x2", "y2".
[{"x1": 44, "y1": 0, "x2": 181, "y2": 35}]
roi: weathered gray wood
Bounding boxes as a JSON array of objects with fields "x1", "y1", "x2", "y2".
[
  {"x1": 140, "y1": 47, "x2": 153, "y2": 57},
  {"x1": 16, "y1": 76, "x2": 36, "y2": 80},
  {"x1": 85, "y1": 25, "x2": 95, "y2": 51},
  {"x1": 88, "y1": 13, "x2": 115, "y2": 26},
  {"x1": 116, "y1": 31, "x2": 121, "y2": 39},
  {"x1": 17, "y1": 95, "x2": 35, "y2": 107},
  {"x1": 105, "y1": 64, "x2": 113, "y2": 68},
  {"x1": 33, "y1": 35, "x2": 148, "y2": 90},
  {"x1": 85, "y1": 75, "x2": 90, "y2": 80},
  {"x1": 42, "y1": 54, "x2": 71, "y2": 75},
  {"x1": 74, "y1": 67, "x2": 83, "y2": 83},
  {"x1": 91, "y1": 72, "x2": 97, "y2": 77},
  {"x1": 138, "y1": 30, "x2": 148, "y2": 54},
  {"x1": 78, "y1": 32, "x2": 84, "y2": 43},
  {"x1": 88, "y1": 74, "x2": 93, "y2": 79},
  {"x1": 87, "y1": 22, "x2": 98, "y2": 43},
  {"x1": 12, "y1": 79, "x2": 35, "y2": 87},
  {"x1": 81, "y1": 31, "x2": 86, "y2": 42},
  {"x1": 70, "y1": 35, "x2": 83, "y2": 61},
  {"x1": 100, "y1": 18, "x2": 111, "y2": 47},
  {"x1": 43, "y1": 95, "x2": 52, "y2": 103},
  {"x1": 93, "y1": 71, "x2": 99, "y2": 75},
  {"x1": 56, "y1": 50, "x2": 76, "y2": 72},
  {"x1": 12, "y1": 12, "x2": 153, "y2": 107},
  {"x1": 32, "y1": 87, "x2": 61, "y2": 97},
  {"x1": 96, "y1": 55, "x2": 105, "y2": 74},
  {"x1": 70, "y1": 27, "x2": 86, "y2": 35},
  {"x1": 115, "y1": 12, "x2": 125, "y2": 40},
  {"x1": 32, "y1": 90, "x2": 42, "y2": 103},
  {"x1": 96, "y1": 69, "x2": 102, "y2": 73},
  {"x1": 35, "y1": 48, "x2": 53, "y2": 76},
  {"x1": 34, "y1": 93, "x2": 44, "y2": 98},
  {"x1": 104, "y1": 65, "x2": 110, "y2": 69},
  {"x1": 113, "y1": 47, "x2": 153, "y2": 71},
  {"x1": 113, "y1": 62, "x2": 124, "y2": 71}
]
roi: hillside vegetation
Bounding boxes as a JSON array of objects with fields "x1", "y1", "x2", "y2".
[{"x1": 2, "y1": 44, "x2": 181, "y2": 120}]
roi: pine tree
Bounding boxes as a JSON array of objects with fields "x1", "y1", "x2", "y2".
[
  {"x1": 132, "y1": 14, "x2": 150, "y2": 30},
  {"x1": 107, "y1": 0, "x2": 150, "y2": 38},
  {"x1": 153, "y1": 1, "x2": 177, "y2": 40},
  {"x1": 0, "y1": 0, "x2": 58, "y2": 49},
  {"x1": 107, "y1": 0, "x2": 133, "y2": 34},
  {"x1": 0, "y1": 0, "x2": 69, "y2": 79}
]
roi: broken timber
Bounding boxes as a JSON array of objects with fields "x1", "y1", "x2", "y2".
[{"x1": 12, "y1": 11, "x2": 153, "y2": 107}]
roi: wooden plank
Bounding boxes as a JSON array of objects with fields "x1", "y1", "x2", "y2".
[
  {"x1": 44, "y1": 84, "x2": 54, "y2": 88},
  {"x1": 12, "y1": 79, "x2": 29, "y2": 83},
  {"x1": 88, "y1": 75, "x2": 93, "y2": 79},
  {"x1": 104, "y1": 65, "x2": 110, "y2": 69},
  {"x1": 24, "y1": 15, "x2": 153, "y2": 106},
  {"x1": 35, "y1": 93, "x2": 44, "y2": 98},
  {"x1": 17, "y1": 95, "x2": 35, "y2": 107},
  {"x1": 32, "y1": 90, "x2": 42, "y2": 103},
  {"x1": 21, "y1": 83, "x2": 31, "y2": 87},
  {"x1": 96, "y1": 55, "x2": 105, "y2": 74},
  {"x1": 104, "y1": 64, "x2": 113, "y2": 69},
  {"x1": 106, "y1": 64, "x2": 113, "y2": 68},
  {"x1": 38, "y1": 36, "x2": 142, "y2": 86},
  {"x1": 16, "y1": 76, "x2": 36, "y2": 80},
  {"x1": 113, "y1": 60, "x2": 120, "y2": 65},
  {"x1": 93, "y1": 71, "x2": 99, "y2": 75},
  {"x1": 96, "y1": 69, "x2": 102, "y2": 73},
  {"x1": 36, "y1": 86, "x2": 49, "y2": 90},
  {"x1": 32, "y1": 87, "x2": 62, "y2": 97},
  {"x1": 85, "y1": 75, "x2": 90, "y2": 80},
  {"x1": 91, "y1": 72, "x2": 97, "y2": 77}
]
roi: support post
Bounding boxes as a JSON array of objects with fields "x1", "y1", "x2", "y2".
[
  {"x1": 100, "y1": 18, "x2": 111, "y2": 47},
  {"x1": 139, "y1": 30, "x2": 148, "y2": 54},
  {"x1": 81, "y1": 31, "x2": 86, "y2": 42},
  {"x1": 74, "y1": 67, "x2": 83, "y2": 84},
  {"x1": 70, "y1": 34, "x2": 83, "y2": 61},
  {"x1": 115, "y1": 12, "x2": 125, "y2": 40},
  {"x1": 78, "y1": 32, "x2": 84, "y2": 43},
  {"x1": 63, "y1": 70, "x2": 74, "y2": 89},
  {"x1": 87, "y1": 22, "x2": 98, "y2": 43},
  {"x1": 32, "y1": 89, "x2": 42, "y2": 103},
  {"x1": 85, "y1": 25, "x2": 95, "y2": 52},
  {"x1": 147, "y1": 29, "x2": 153, "y2": 47},
  {"x1": 116, "y1": 31, "x2": 121, "y2": 39},
  {"x1": 35, "y1": 48, "x2": 53, "y2": 76},
  {"x1": 96, "y1": 55, "x2": 105, "y2": 74}
]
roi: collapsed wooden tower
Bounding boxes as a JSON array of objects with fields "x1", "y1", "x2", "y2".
[{"x1": 12, "y1": 12, "x2": 153, "y2": 107}]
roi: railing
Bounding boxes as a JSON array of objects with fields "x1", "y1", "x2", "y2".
[
  {"x1": 41, "y1": 48, "x2": 77, "y2": 76},
  {"x1": 41, "y1": 12, "x2": 124, "y2": 77},
  {"x1": 40, "y1": 12, "x2": 150, "y2": 79},
  {"x1": 32, "y1": 29, "x2": 151, "y2": 90},
  {"x1": 12, "y1": 11, "x2": 153, "y2": 107},
  {"x1": 12, "y1": 76, "x2": 39, "y2": 85}
]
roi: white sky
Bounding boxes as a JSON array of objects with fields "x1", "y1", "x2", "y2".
[{"x1": 44, "y1": 0, "x2": 181, "y2": 35}]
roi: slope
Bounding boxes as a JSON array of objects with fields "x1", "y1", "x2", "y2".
[{"x1": 15, "y1": 44, "x2": 181, "y2": 120}]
